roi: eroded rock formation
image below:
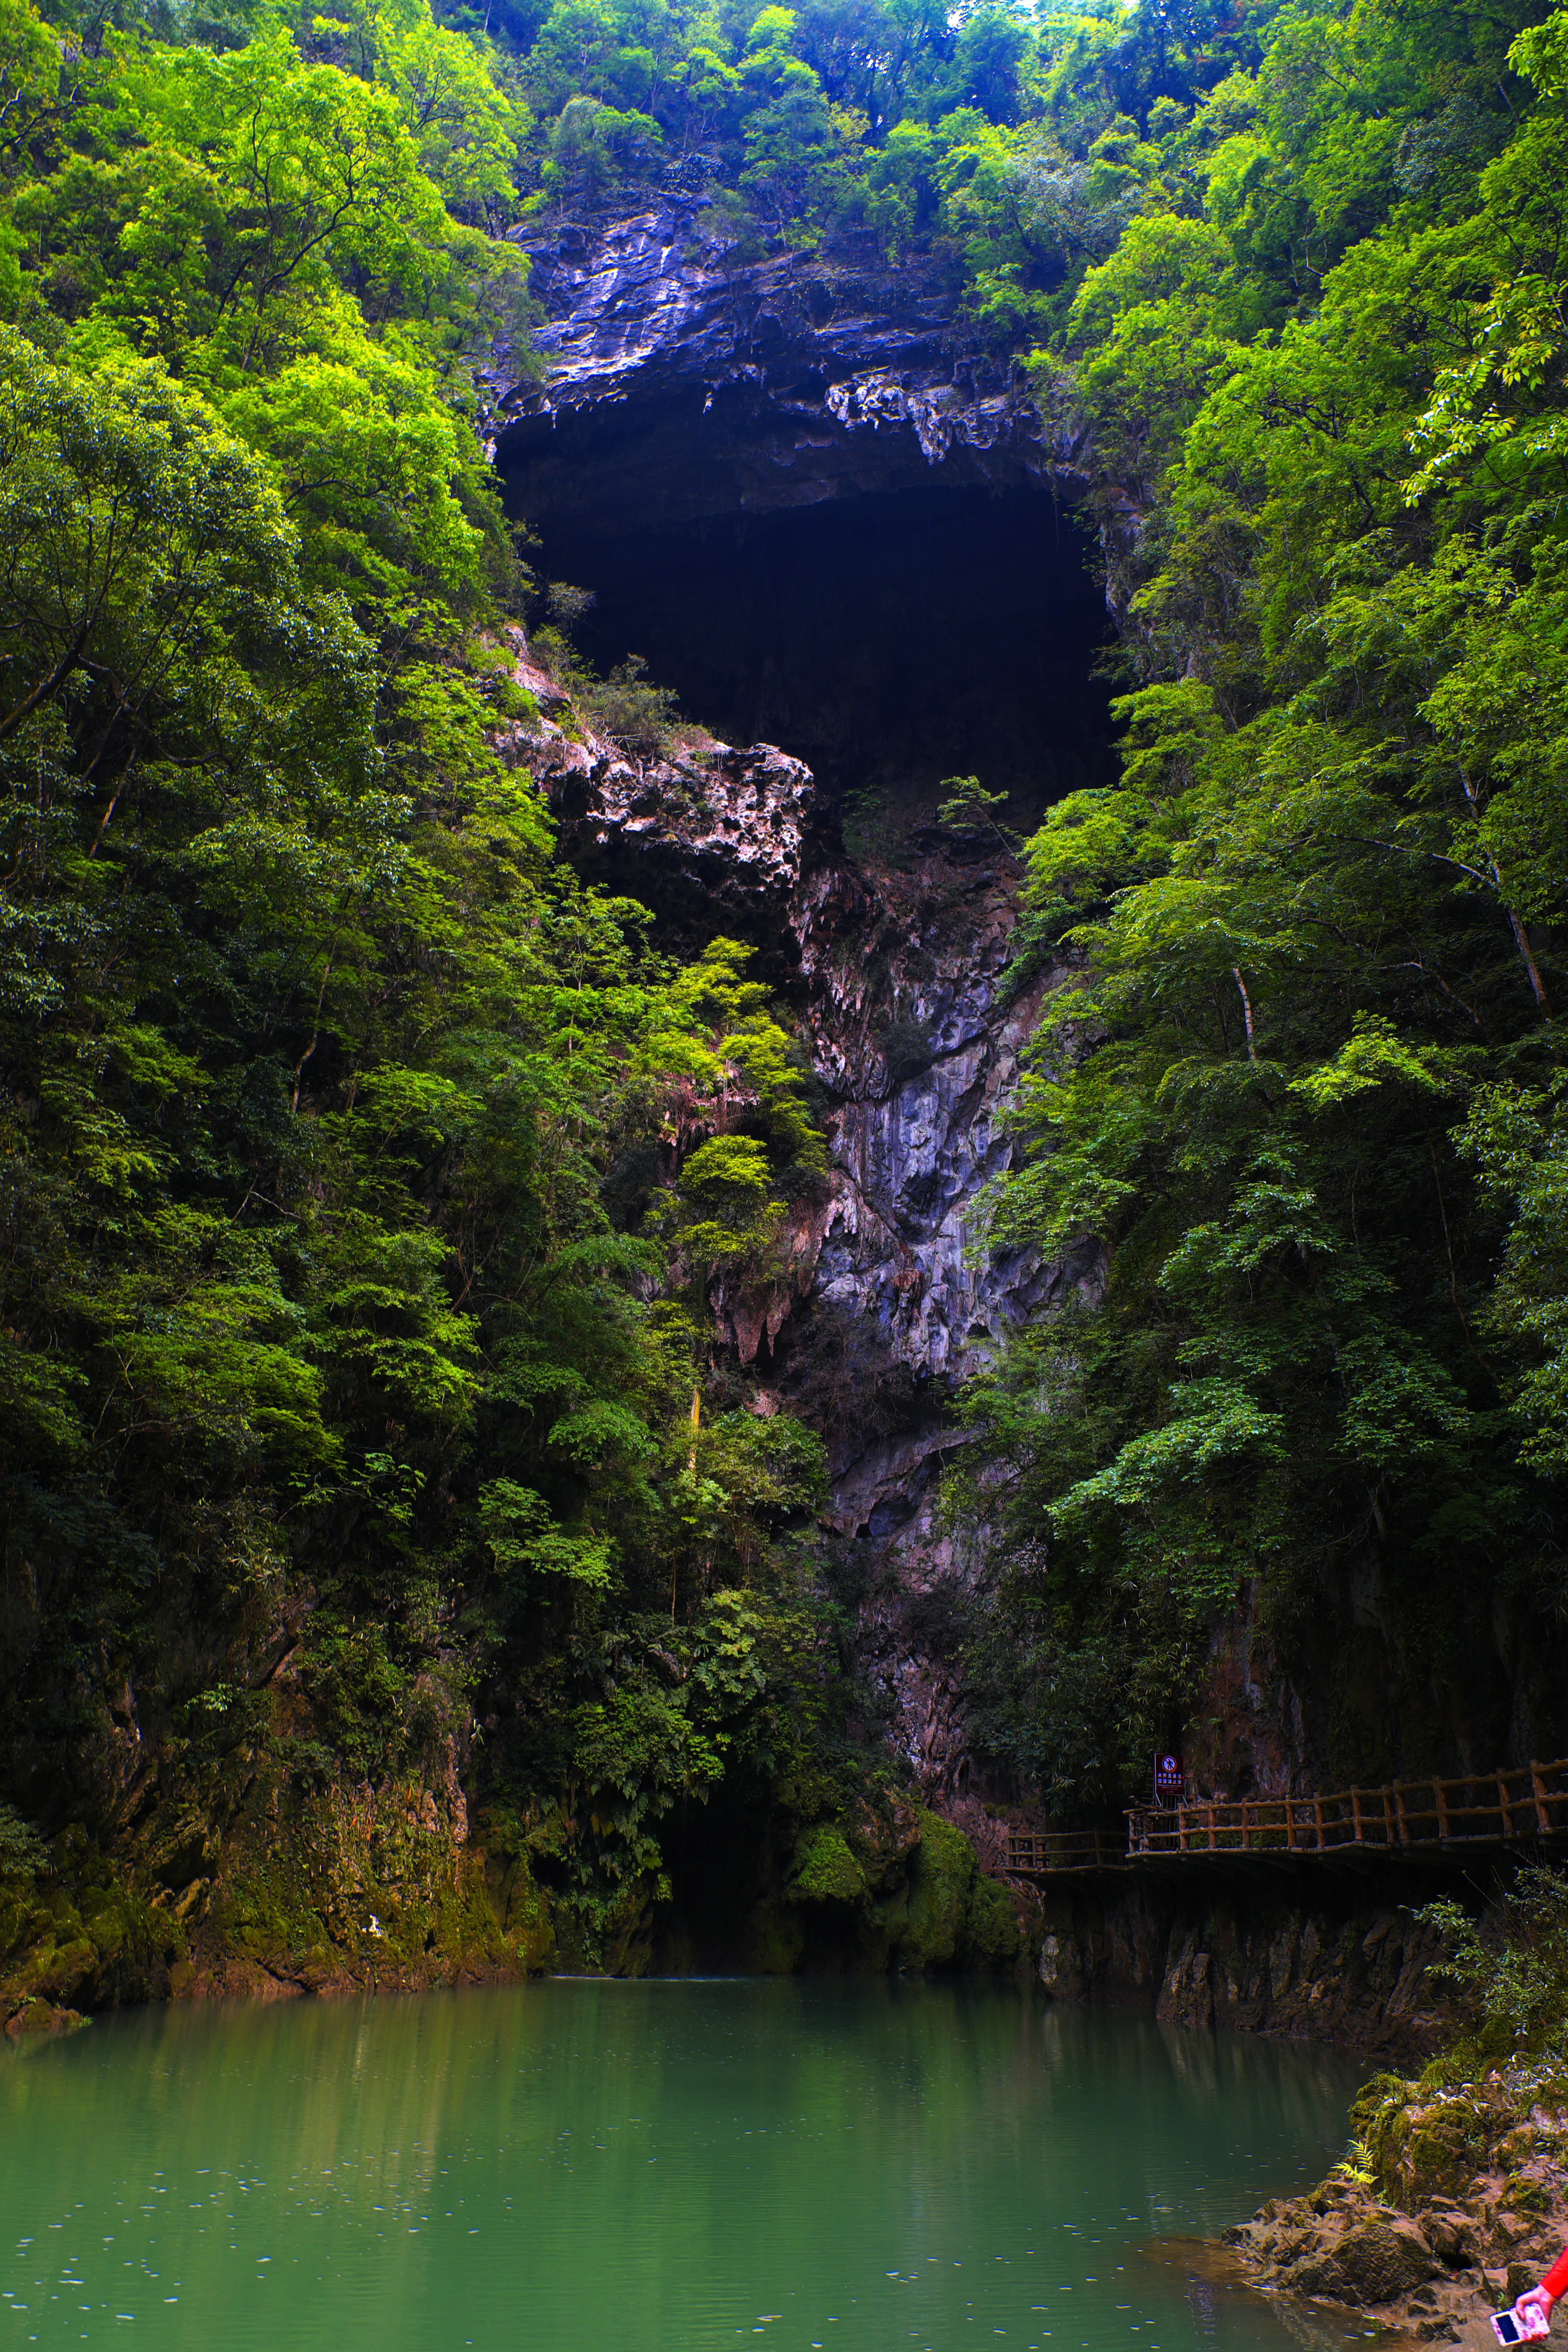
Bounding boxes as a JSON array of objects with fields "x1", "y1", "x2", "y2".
[
  {"x1": 485, "y1": 203, "x2": 1057, "y2": 522},
  {"x1": 504, "y1": 625, "x2": 1092, "y2": 1810},
  {"x1": 1029, "y1": 1872, "x2": 1453, "y2": 2058}
]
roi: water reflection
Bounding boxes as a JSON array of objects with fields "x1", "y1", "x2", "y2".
[{"x1": 0, "y1": 1981, "x2": 1366, "y2": 2352}]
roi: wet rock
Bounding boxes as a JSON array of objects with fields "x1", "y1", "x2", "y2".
[
  {"x1": 1025, "y1": 1878, "x2": 1455, "y2": 2060},
  {"x1": 1158, "y1": 1931, "x2": 1217, "y2": 2033},
  {"x1": 3, "y1": 1997, "x2": 90, "y2": 2042},
  {"x1": 1038, "y1": 1930, "x2": 1089, "y2": 2002},
  {"x1": 1226, "y1": 2189, "x2": 1444, "y2": 2307},
  {"x1": 1289, "y1": 2217, "x2": 1441, "y2": 2303},
  {"x1": 1419, "y1": 2205, "x2": 1481, "y2": 2266}
]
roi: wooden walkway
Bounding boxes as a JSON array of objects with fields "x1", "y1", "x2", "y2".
[
  {"x1": 1004, "y1": 1757, "x2": 1568, "y2": 1881},
  {"x1": 1004, "y1": 1827, "x2": 1127, "y2": 1876}
]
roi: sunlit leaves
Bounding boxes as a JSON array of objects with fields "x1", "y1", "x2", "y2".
[{"x1": 479, "y1": 1477, "x2": 614, "y2": 1585}]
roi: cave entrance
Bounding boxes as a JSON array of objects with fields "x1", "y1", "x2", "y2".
[{"x1": 510, "y1": 479, "x2": 1115, "y2": 828}]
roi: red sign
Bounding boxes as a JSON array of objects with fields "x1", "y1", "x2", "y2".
[{"x1": 1153, "y1": 1753, "x2": 1184, "y2": 1801}]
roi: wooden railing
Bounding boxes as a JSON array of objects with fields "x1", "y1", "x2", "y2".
[
  {"x1": 1127, "y1": 1758, "x2": 1568, "y2": 1860},
  {"x1": 999, "y1": 1759, "x2": 1568, "y2": 1880},
  {"x1": 1005, "y1": 1827, "x2": 1122, "y2": 1876}
]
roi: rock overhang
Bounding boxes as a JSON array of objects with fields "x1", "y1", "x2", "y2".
[
  {"x1": 486, "y1": 205, "x2": 1110, "y2": 814},
  {"x1": 487, "y1": 203, "x2": 1065, "y2": 535}
]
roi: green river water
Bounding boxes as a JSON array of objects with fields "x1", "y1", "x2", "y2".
[{"x1": 0, "y1": 1981, "x2": 1369, "y2": 2352}]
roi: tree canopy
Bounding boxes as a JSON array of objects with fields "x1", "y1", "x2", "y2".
[
  {"x1": 0, "y1": 0, "x2": 864, "y2": 1966},
  {"x1": 950, "y1": 0, "x2": 1568, "y2": 1814}
]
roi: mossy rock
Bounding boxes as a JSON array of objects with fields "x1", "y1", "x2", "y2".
[
  {"x1": 964, "y1": 1873, "x2": 1022, "y2": 1970},
  {"x1": 4, "y1": 1998, "x2": 90, "y2": 2044},
  {"x1": 27, "y1": 1934, "x2": 99, "y2": 2005},
  {"x1": 0, "y1": 1887, "x2": 35, "y2": 1963},
  {"x1": 790, "y1": 1826, "x2": 868, "y2": 1906},
  {"x1": 1376, "y1": 2098, "x2": 1485, "y2": 2204},
  {"x1": 887, "y1": 1809, "x2": 973, "y2": 1970},
  {"x1": 743, "y1": 1901, "x2": 807, "y2": 1973},
  {"x1": 501, "y1": 1854, "x2": 554, "y2": 1973},
  {"x1": 845, "y1": 1793, "x2": 922, "y2": 1894},
  {"x1": 77, "y1": 1887, "x2": 135, "y2": 1964},
  {"x1": 1350, "y1": 2074, "x2": 1417, "y2": 2143},
  {"x1": 1293, "y1": 2217, "x2": 1440, "y2": 2305}
]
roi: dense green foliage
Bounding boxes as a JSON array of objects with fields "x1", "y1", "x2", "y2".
[
  {"x1": 6, "y1": 0, "x2": 1568, "y2": 1952},
  {"x1": 956, "y1": 0, "x2": 1568, "y2": 1813},
  {"x1": 0, "y1": 0, "x2": 877, "y2": 1961}
]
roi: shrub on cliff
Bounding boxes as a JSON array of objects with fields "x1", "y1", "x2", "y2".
[
  {"x1": 1421, "y1": 1868, "x2": 1568, "y2": 2075},
  {"x1": 586, "y1": 654, "x2": 682, "y2": 759}
]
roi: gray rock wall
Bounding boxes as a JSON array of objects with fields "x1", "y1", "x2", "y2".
[
  {"x1": 1028, "y1": 1868, "x2": 1457, "y2": 2061},
  {"x1": 488, "y1": 204, "x2": 1059, "y2": 526}
]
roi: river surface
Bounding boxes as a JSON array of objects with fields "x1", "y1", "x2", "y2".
[{"x1": 0, "y1": 1981, "x2": 1369, "y2": 2352}]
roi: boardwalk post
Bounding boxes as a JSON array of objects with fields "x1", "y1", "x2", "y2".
[
  {"x1": 1313, "y1": 1795, "x2": 1325, "y2": 1851},
  {"x1": 1351, "y1": 1788, "x2": 1364, "y2": 1846},
  {"x1": 1286, "y1": 1797, "x2": 1298, "y2": 1851},
  {"x1": 1534, "y1": 1764, "x2": 1552, "y2": 1838},
  {"x1": 1435, "y1": 1779, "x2": 1449, "y2": 1842},
  {"x1": 1383, "y1": 1788, "x2": 1395, "y2": 1847},
  {"x1": 1497, "y1": 1769, "x2": 1512, "y2": 1839}
]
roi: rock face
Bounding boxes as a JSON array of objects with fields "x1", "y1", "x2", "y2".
[
  {"x1": 487, "y1": 204, "x2": 1056, "y2": 526},
  {"x1": 502, "y1": 635, "x2": 1077, "y2": 1802},
  {"x1": 781, "y1": 846, "x2": 1098, "y2": 1797},
  {"x1": 793, "y1": 855, "x2": 1081, "y2": 1388},
  {"x1": 1027, "y1": 1870, "x2": 1454, "y2": 2059},
  {"x1": 488, "y1": 207, "x2": 1113, "y2": 809}
]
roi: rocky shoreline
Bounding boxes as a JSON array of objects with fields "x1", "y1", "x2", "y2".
[{"x1": 1225, "y1": 2067, "x2": 1568, "y2": 2345}]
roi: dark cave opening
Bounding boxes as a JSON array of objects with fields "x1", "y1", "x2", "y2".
[{"x1": 507, "y1": 477, "x2": 1116, "y2": 822}]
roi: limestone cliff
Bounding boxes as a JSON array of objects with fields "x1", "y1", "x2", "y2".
[
  {"x1": 493, "y1": 199, "x2": 1481, "y2": 1837},
  {"x1": 475, "y1": 209, "x2": 1119, "y2": 1822},
  {"x1": 487, "y1": 206, "x2": 1111, "y2": 810}
]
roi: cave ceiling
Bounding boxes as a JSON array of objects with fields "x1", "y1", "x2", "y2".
[{"x1": 490, "y1": 203, "x2": 1114, "y2": 818}]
